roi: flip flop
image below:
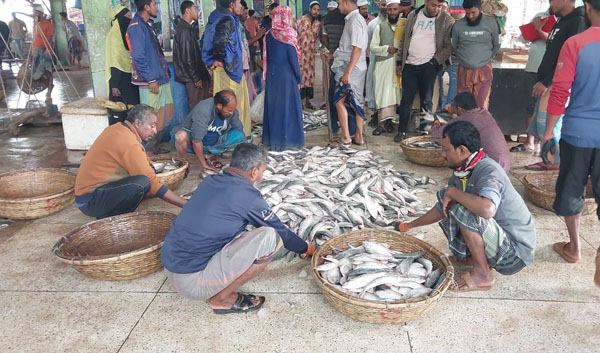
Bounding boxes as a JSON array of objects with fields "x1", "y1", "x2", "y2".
[
  {"x1": 352, "y1": 137, "x2": 365, "y2": 146},
  {"x1": 525, "y1": 161, "x2": 560, "y2": 171},
  {"x1": 510, "y1": 144, "x2": 533, "y2": 152},
  {"x1": 212, "y1": 293, "x2": 265, "y2": 315},
  {"x1": 372, "y1": 126, "x2": 385, "y2": 136},
  {"x1": 205, "y1": 158, "x2": 224, "y2": 169},
  {"x1": 552, "y1": 242, "x2": 578, "y2": 263},
  {"x1": 449, "y1": 272, "x2": 494, "y2": 292},
  {"x1": 594, "y1": 255, "x2": 600, "y2": 287}
]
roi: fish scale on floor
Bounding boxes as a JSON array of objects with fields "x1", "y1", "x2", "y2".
[{"x1": 255, "y1": 145, "x2": 436, "y2": 260}]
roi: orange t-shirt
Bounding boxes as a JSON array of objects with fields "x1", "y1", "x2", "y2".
[{"x1": 32, "y1": 18, "x2": 55, "y2": 49}]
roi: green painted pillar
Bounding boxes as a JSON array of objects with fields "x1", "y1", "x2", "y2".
[
  {"x1": 50, "y1": 0, "x2": 69, "y2": 65},
  {"x1": 81, "y1": 1, "x2": 112, "y2": 98}
]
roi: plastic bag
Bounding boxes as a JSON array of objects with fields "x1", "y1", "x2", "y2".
[{"x1": 251, "y1": 90, "x2": 265, "y2": 124}]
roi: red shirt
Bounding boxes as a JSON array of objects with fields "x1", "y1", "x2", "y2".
[{"x1": 245, "y1": 17, "x2": 260, "y2": 47}]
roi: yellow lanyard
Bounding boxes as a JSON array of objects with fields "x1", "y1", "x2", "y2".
[{"x1": 460, "y1": 178, "x2": 467, "y2": 192}]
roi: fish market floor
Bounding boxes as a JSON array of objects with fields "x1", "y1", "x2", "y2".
[{"x1": 0, "y1": 125, "x2": 599, "y2": 353}]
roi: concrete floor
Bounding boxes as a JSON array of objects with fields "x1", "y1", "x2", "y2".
[{"x1": 0, "y1": 65, "x2": 599, "y2": 353}]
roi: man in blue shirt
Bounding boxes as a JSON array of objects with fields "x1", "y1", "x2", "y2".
[
  {"x1": 161, "y1": 143, "x2": 315, "y2": 314},
  {"x1": 172, "y1": 90, "x2": 245, "y2": 172}
]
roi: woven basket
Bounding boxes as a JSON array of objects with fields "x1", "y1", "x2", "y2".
[
  {"x1": 52, "y1": 211, "x2": 176, "y2": 281},
  {"x1": 400, "y1": 136, "x2": 446, "y2": 167},
  {"x1": 523, "y1": 172, "x2": 596, "y2": 216},
  {"x1": 0, "y1": 168, "x2": 76, "y2": 220},
  {"x1": 312, "y1": 229, "x2": 454, "y2": 324},
  {"x1": 151, "y1": 156, "x2": 188, "y2": 191}
]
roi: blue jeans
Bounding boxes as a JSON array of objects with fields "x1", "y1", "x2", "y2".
[
  {"x1": 438, "y1": 64, "x2": 458, "y2": 108},
  {"x1": 12, "y1": 38, "x2": 24, "y2": 58},
  {"x1": 171, "y1": 128, "x2": 245, "y2": 154}
]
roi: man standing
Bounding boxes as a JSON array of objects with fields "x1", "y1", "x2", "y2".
[
  {"x1": 31, "y1": 5, "x2": 54, "y2": 104},
  {"x1": 526, "y1": 0, "x2": 588, "y2": 171},
  {"x1": 358, "y1": 0, "x2": 375, "y2": 24},
  {"x1": 452, "y1": 0, "x2": 500, "y2": 110},
  {"x1": 202, "y1": 0, "x2": 251, "y2": 138},
  {"x1": 8, "y1": 13, "x2": 27, "y2": 59},
  {"x1": 60, "y1": 12, "x2": 84, "y2": 69},
  {"x1": 365, "y1": 0, "x2": 387, "y2": 127},
  {"x1": 370, "y1": 0, "x2": 404, "y2": 135},
  {"x1": 161, "y1": 143, "x2": 314, "y2": 314},
  {"x1": 244, "y1": 9, "x2": 261, "y2": 71},
  {"x1": 393, "y1": 0, "x2": 454, "y2": 142},
  {"x1": 295, "y1": 1, "x2": 322, "y2": 108},
  {"x1": 397, "y1": 121, "x2": 536, "y2": 291},
  {"x1": 174, "y1": 1, "x2": 211, "y2": 110},
  {"x1": 172, "y1": 90, "x2": 245, "y2": 172},
  {"x1": 127, "y1": 0, "x2": 174, "y2": 150},
  {"x1": 542, "y1": 0, "x2": 600, "y2": 287},
  {"x1": 331, "y1": 0, "x2": 369, "y2": 146},
  {"x1": 75, "y1": 105, "x2": 187, "y2": 219}
]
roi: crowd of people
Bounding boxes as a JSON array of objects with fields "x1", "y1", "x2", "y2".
[{"x1": 74, "y1": 0, "x2": 600, "y2": 313}]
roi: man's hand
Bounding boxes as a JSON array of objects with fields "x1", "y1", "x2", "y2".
[
  {"x1": 257, "y1": 27, "x2": 266, "y2": 37},
  {"x1": 341, "y1": 71, "x2": 350, "y2": 85},
  {"x1": 442, "y1": 187, "x2": 458, "y2": 217},
  {"x1": 200, "y1": 161, "x2": 218, "y2": 173},
  {"x1": 194, "y1": 80, "x2": 203, "y2": 88},
  {"x1": 300, "y1": 242, "x2": 316, "y2": 259},
  {"x1": 396, "y1": 66, "x2": 402, "y2": 76},
  {"x1": 321, "y1": 52, "x2": 333, "y2": 61},
  {"x1": 148, "y1": 81, "x2": 159, "y2": 94},
  {"x1": 387, "y1": 46, "x2": 398, "y2": 54},
  {"x1": 532, "y1": 16, "x2": 548, "y2": 31},
  {"x1": 111, "y1": 88, "x2": 121, "y2": 97},
  {"x1": 210, "y1": 61, "x2": 223, "y2": 70},
  {"x1": 532, "y1": 82, "x2": 547, "y2": 98},
  {"x1": 394, "y1": 222, "x2": 411, "y2": 232}
]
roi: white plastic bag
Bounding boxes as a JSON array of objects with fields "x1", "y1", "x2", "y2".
[{"x1": 251, "y1": 91, "x2": 265, "y2": 124}]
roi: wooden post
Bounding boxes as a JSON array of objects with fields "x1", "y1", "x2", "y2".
[{"x1": 321, "y1": 53, "x2": 333, "y2": 141}]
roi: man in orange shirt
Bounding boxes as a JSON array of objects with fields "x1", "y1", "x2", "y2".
[
  {"x1": 244, "y1": 9, "x2": 261, "y2": 72},
  {"x1": 31, "y1": 5, "x2": 55, "y2": 103}
]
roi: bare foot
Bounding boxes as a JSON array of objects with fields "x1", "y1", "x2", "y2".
[
  {"x1": 208, "y1": 292, "x2": 262, "y2": 310},
  {"x1": 450, "y1": 270, "x2": 495, "y2": 292}
]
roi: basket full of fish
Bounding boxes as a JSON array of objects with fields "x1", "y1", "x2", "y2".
[
  {"x1": 400, "y1": 136, "x2": 446, "y2": 167},
  {"x1": 151, "y1": 156, "x2": 188, "y2": 191},
  {"x1": 312, "y1": 229, "x2": 454, "y2": 324},
  {"x1": 260, "y1": 146, "x2": 434, "y2": 260}
]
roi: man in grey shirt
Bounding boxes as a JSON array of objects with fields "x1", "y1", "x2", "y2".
[
  {"x1": 172, "y1": 90, "x2": 244, "y2": 172},
  {"x1": 330, "y1": 0, "x2": 369, "y2": 146},
  {"x1": 452, "y1": 0, "x2": 500, "y2": 109},
  {"x1": 396, "y1": 121, "x2": 536, "y2": 292}
]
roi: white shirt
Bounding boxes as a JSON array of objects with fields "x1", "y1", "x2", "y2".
[
  {"x1": 333, "y1": 9, "x2": 369, "y2": 71},
  {"x1": 406, "y1": 10, "x2": 436, "y2": 65}
]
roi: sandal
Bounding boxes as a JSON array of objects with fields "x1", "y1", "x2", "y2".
[
  {"x1": 372, "y1": 125, "x2": 385, "y2": 136},
  {"x1": 525, "y1": 161, "x2": 560, "y2": 171},
  {"x1": 327, "y1": 138, "x2": 351, "y2": 147},
  {"x1": 206, "y1": 158, "x2": 224, "y2": 169},
  {"x1": 212, "y1": 293, "x2": 265, "y2": 315},
  {"x1": 510, "y1": 144, "x2": 533, "y2": 153},
  {"x1": 449, "y1": 272, "x2": 494, "y2": 292},
  {"x1": 552, "y1": 242, "x2": 578, "y2": 263},
  {"x1": 384, "y1": 121, "x2": 395, "y2": 133},
  {"x1": 352, "y1": 138, "x2": 365, "y2": 146}
]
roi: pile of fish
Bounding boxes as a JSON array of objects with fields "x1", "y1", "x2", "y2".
[
  {"x1": 260, "y1": 146, "x2": 434, "y2": 259},
  {"x1": 316, "y1": 241, "x2": 445, "y2": 301},
  {"x1": 407, "y1": 140, "x2": 442, "y2": 149},
  {"x1": 302, "y1": 110, "x2": 328, "y2": 131},
  {"x1": 152, "y1": 160, "x2": 183, "y2": 174}
]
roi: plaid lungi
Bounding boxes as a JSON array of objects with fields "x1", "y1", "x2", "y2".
[{"x1": 436, "y1": 191, "x2": 526, "y2": 275}]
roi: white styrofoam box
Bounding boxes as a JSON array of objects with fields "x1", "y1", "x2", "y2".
[{"x1": 60, "y1": 97, "x2": 109, "y2": 150}]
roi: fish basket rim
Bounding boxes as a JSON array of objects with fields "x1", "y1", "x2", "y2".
[
  {"x1": 0, "y1": 168, "x2": 76, "y2": 202},
  {"x1": 150, "y1": 156, "x2": 189, "y2": 178},
  {"x1": 311, "y1": 229, "x2": 454, "y2": 321},
  {"x1": 52, "y1": 211, "x2": 176, "y2": 264}
]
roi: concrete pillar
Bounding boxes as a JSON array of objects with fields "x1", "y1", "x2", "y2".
[
  {"x1": 81, "y1": 1, "x2": 112, "y2": 98},
  {"x1": 160, "y1": 0, "x2": 173, "y2": 50},
  {"x1": 50, "y1": 0, "x2": 69, "y2": 65}
]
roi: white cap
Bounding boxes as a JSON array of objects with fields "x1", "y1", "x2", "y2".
[
  {"x1": 386, "y1": 0, "x2": 400, "y2": 4},
  {"x1": 33, "y1": 4, "x2": 44, "y2": 13},
  {"x1": 327, "y1": 1, "x2": 338, "y2": 9},
  {"x1": 357, "y1": 0, "x2": 368, "y2": 7}
]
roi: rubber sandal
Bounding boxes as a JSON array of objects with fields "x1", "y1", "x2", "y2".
[
  {"x1": 372, "y1": 125, "x2": 385, "y2": 136},
  {"x1": 525, "y1": 161, "x2": 560, "y2": 171},
  {"x1": 510, "y1": 144, "x2": 533, "y2": 152},
  {"x1": 384, "y1": 121, "x2": 395, "y2": 133},
  {"x1": 449, "y1": 272, "x2": 494, "y2": 292},
  {"x1": 205, "y1": 158, "x2": 224, "y2": 169},
  {"x1": 352, "y1": 138, "x2": 364, "y2": 146},
  {"x1": 552, "y1": 242, "x2": 578, "y2": 263},
  {"x1": 212, "y1": 293, "x2": 265, "y2": 315}
]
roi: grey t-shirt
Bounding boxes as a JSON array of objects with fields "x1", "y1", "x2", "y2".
[
  {"x1": 177, "y1": 97, "x2": 244, "y2": 143},
  {"x1": 452, "y1": 15, "x2": 500, "y2": 69},
  {"x1": 332, "y1": 9, "x2": 368, "y2": 72},
  {"x1": 435, "y1": 157, "x2": 536, "y2": 265}
]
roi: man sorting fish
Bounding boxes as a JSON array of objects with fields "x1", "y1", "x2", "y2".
[
  {"x1": 172, "y1": 90, "x2": 245, "y2": 172},
  {"x1": 74, "y1": 105, "x2": 188, "y2": 219},
  {"x1": 396, "y1": 121, "x2": 536, "y2": 291},
  {"x1": 161, "y1": 143, "x2": 315, "y2": 314}
]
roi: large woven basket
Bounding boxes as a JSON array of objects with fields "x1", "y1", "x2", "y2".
[
  {"x1": 0, "y1": 168, "x2": 76, "y2": 220},
  {"x1": 151, "y1": 156, "x2": 188, "y2": 191},
  {"x1": 400, "y1": 136, "x2": 446, "y2": 167},
  {"x1": 52, "y1": 211, "x2": 176, "y2": 281},
  {"x1": 523, "y1": 172, "x2": 596, "y2": 216},
  {"x1": 312, "y1": 229, "x2": 454, "y2": 324}
]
